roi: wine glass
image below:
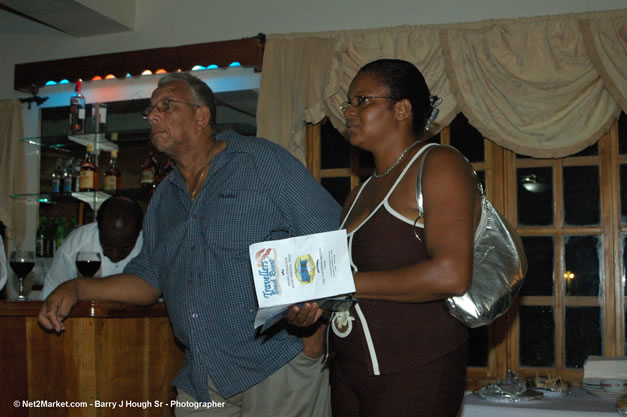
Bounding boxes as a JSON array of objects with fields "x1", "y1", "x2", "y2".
[
  {"x1": 10, "y1": 250, "x2": 35, "y2": 301},
  {"x1": 76, "y1": 252, "x2": 101, "y2": 277}
]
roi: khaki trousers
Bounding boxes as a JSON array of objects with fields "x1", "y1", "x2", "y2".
[{"x1": 175, "y1": 352, "x2": 331, "y2": 417}]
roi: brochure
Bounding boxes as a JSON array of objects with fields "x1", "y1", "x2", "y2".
[{"x1": 249, "y1": 229, "x2": 355, "y2": 331}]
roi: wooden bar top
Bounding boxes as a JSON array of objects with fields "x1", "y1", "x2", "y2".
[
  {"x1": 0, "y1": 300, "x2": 184, "y2": 417},
  {"x1": 0, "y1": 300, "x2": 169, "y2": 318}
]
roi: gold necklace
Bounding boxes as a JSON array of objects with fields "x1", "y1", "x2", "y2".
[
  {"x1": 189, "y1": 140, "x2": 219, "y2": 201},
  {"x1": 190, "y1": 165, "x2": 209, "y2": 201},
  {"x1": 373, "y1": 140, "x2": 422, "y2": 179}
]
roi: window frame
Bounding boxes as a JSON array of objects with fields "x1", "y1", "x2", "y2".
[{"x1": 306, "y1": 113, "x2": 626, "y2": 386}]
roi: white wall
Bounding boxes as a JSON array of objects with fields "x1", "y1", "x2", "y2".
[{"x1": 1, "y1": 0, "x2": 624, "y2": 100}]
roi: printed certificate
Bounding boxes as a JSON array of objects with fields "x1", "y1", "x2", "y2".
[{"x1": 249, "y1": 229, "x2": 355, "y2": 331}]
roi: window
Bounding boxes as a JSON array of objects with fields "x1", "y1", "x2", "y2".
[{"x1": 307, "y1": 110, "x2": 627, "y2": 385}]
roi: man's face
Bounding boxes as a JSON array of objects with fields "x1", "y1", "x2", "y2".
[
  {"x1": 145, "y1": 80, "x2": 201, "y2": 157},
  {"x1": 99, "y1": 227, "x2": 139, "y2": 263}
]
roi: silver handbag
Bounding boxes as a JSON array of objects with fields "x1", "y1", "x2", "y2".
[{"x1": 415, "y1": 145, "x2": 527, "y2": 328}]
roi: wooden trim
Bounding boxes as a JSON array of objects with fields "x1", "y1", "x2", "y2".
[
  {"x1": 599, "y1": 131, "x2": 618, "y2": 355},
  {"x1": 0, "y1": 301, "x2": 169, "y2": 318},
  {"x1": 488, "y1": 141, "x2": 510, "y2": 380},
  {"x1": 305, "y1": 123, "x2": 322, "y2": 180},
  {"x1": 608, "y1": 122, "x2": 624, "y2": 354},
  {"x1": 320, "y1": 168, "x2": 353, "y2": 178},
  {"x1": 14, "y1": 35, "x2": 265, "y2": 93}
]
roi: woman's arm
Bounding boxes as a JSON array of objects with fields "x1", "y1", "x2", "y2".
[{"x1": 355, "y1": 146, "x2": 481, "y2": 303}]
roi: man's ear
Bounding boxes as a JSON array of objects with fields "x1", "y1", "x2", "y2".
[
  {"x1": 395, "y1": 98, "x2": 412, "y2": 122},
  {"x1": 196, "y1": 105, "x2": 211, "y2": 129}
]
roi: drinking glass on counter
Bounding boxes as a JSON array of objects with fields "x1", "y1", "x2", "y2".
[
  {"x1": 76, "y1": 252, "x2": 101, "y2": 277},
  {"x1": 10, "y1": 250, "x2": 35, "y2": 301}
]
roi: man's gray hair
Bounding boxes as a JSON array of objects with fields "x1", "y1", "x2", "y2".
[{"x1": 158, "y1": 72, "x2": 217, "y2": 129}]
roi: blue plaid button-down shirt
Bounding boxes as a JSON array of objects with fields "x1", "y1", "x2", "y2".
[{"x1": 125, "y1": 130, "x2": 341, "y2": 401}]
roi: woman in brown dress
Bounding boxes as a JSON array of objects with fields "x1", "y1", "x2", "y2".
[{"x1": 288, "y1": 59, "x2": 482, "y2": 417}]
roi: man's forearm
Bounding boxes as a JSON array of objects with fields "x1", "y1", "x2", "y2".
[{"x1": 75, "y1": 273, "x2": 160, "y2": 306}]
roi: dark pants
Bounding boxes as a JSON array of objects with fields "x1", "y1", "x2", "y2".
[{"x1": 331, "y1": 346, "x2": 467, "y2": 417}]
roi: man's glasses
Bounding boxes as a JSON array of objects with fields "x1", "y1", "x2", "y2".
[
  {"x1": 339, "y1": 95, "x2": 395, "y2": 112},
  {"x1": 142, "y1": 98, "x2": 201, "y2": 119}
]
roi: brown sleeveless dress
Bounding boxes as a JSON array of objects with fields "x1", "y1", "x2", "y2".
[{"x1": 330, "y1": 147, "x2": 468, "y2": 417}]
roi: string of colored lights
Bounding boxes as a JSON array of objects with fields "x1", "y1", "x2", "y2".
[{"x1": 44, "y1": 62, "x2": 241, "y2": 86}]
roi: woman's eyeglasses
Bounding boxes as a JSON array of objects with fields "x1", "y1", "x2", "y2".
[{"x1": 339, "y1": 95, "x2": 394, "y2": 112}]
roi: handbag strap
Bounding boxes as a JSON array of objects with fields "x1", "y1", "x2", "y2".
[{"x1": 414, "y1": 145, "x2": 484, "y2": 235}]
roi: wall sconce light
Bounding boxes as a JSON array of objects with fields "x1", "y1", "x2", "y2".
[{"x1": 521, "y1": 174, "x2": 548, "y2": 193}]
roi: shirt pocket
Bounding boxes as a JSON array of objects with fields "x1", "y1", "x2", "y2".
[{"x1": 204, "y1": 189, "x2": 285, "y2": 250}]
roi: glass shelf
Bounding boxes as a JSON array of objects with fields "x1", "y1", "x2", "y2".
[
  {"x1": 23, "y1": 133, "x2": 118, "y2": 153},
  {"x1": 21, "y1": 135, "x2": 84, "y2": 152},
  {"x1": 10, "y1": 191, "x2": 110, "y2": 210},
  {"x1": 21, "y1": 129, "x2": 150, "y2": 152},
  {"x1": 11, "y1": 189, "x2": 151, "y2": 208},
  {"x1": 68, "y1": 133, "x2": 118, "y2": 153}
]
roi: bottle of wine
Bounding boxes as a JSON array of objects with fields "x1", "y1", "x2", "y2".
[
  {"x1": 51, "y1": 158, "x2": 63, "y2": 193},
  {"x1": 140, "y1": 151, "x2": 159, "y2": 193},
  {"x1": 103, "y1": 150, "x2": 121, "y2": 191},
  {"x1": 72, "y1": 158, "x2": 81, "y2": 192},
  {"x1": 79, "y1": 143, "x2": 98, "y2": 191},
  {"x1": 62, "y1": 159, "x2": 73, "y2": 193},
  {"x1": 36, "y1": 216, "x2": 47, "y2": 257},
  {"x1": 45, "y1": 217, "x2": 56, "y2": 257},
  {"x1": 69, "y1": 79, "x2": 86, "y2": 134},
  {"x1": 88, "y1": 103, "x2": 108, "y2": 134},
  {"x1": 97, "y1": 103, "x2": 107, "y2": 133}
]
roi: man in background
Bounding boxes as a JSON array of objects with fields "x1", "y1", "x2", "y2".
[{"x1": 41, "y1": 196, "x2": 143, "y2": 299}]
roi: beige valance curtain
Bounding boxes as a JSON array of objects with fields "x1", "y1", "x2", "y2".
[
  {"x1": 257, "y1": 9, "x2": 626, "y2": 161},
  {"x1": 0, "y1": 100, "x2": 27, "y2": 242}
]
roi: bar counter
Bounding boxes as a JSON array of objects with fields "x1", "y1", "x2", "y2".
[{"x1": 0, "y1": 301, "x2": 185, "y2": 417}]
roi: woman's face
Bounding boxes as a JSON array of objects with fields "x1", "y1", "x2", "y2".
[{"x1": 343, "y1": 71, "x2": 398, "y2": 150}]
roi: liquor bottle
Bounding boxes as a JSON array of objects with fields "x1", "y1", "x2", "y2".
[
  {"x1": 62, "y1": 159, "x2": 73, "y2": 193},
  {"x1": 51, "y1": 158, "x2": 63, "y2": 193},
  {"x1": 103, "y1": 150, "x2": 121, "y2": 191},
  {"x1": 79, "y1": 143, "x2": 98, "y2": 191},
  {"x1": 69, "y1": 79, "x2": 86, "y2": 134},
  {"x1": 45, "y1": 217, "x2": 55, "y2": 257},
  {"x1": 140, "y1": 151, "x2": 159, "y2": 192},
  {"x1": 97, "y1": 103, "x2": 107, "y2": 133},
  {"x1": 72, "y1": 158, "x2": 81, "y2": 192},
  {"x1": 88, "y1": 103, "x2": 108, "y2": 134},
  {"x1": 36, "y1": 216, "x2": 47, "y2": 257}
]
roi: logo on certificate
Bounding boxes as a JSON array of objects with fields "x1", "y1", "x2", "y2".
[
  {"x1": 256, "y1": 248, "x2": 281, "y2": 298},
  {"x1": 294, "y1": 255, "x2": 315, "y2": 284}
]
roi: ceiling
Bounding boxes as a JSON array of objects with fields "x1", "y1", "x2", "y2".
[
  {"x1": 2, "y1": 0, "x2": 259, "y2": 130},
  {"x1": 0, "y1": 0, "x2": 135, "y2": 37}
]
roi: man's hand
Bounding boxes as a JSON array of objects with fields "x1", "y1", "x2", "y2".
[
  {"x1": 38, "y1": 279, "x2": 80, "y2": 332},
  {"x1": 302, "y1": 322, "x2": 327, "y2": 358},
  {"x1": 286, "y1": 302, "x2": 328, "y2": 358},
  {"x1": 286, "y1": 301, "x2": 324, "y2": 328}
]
